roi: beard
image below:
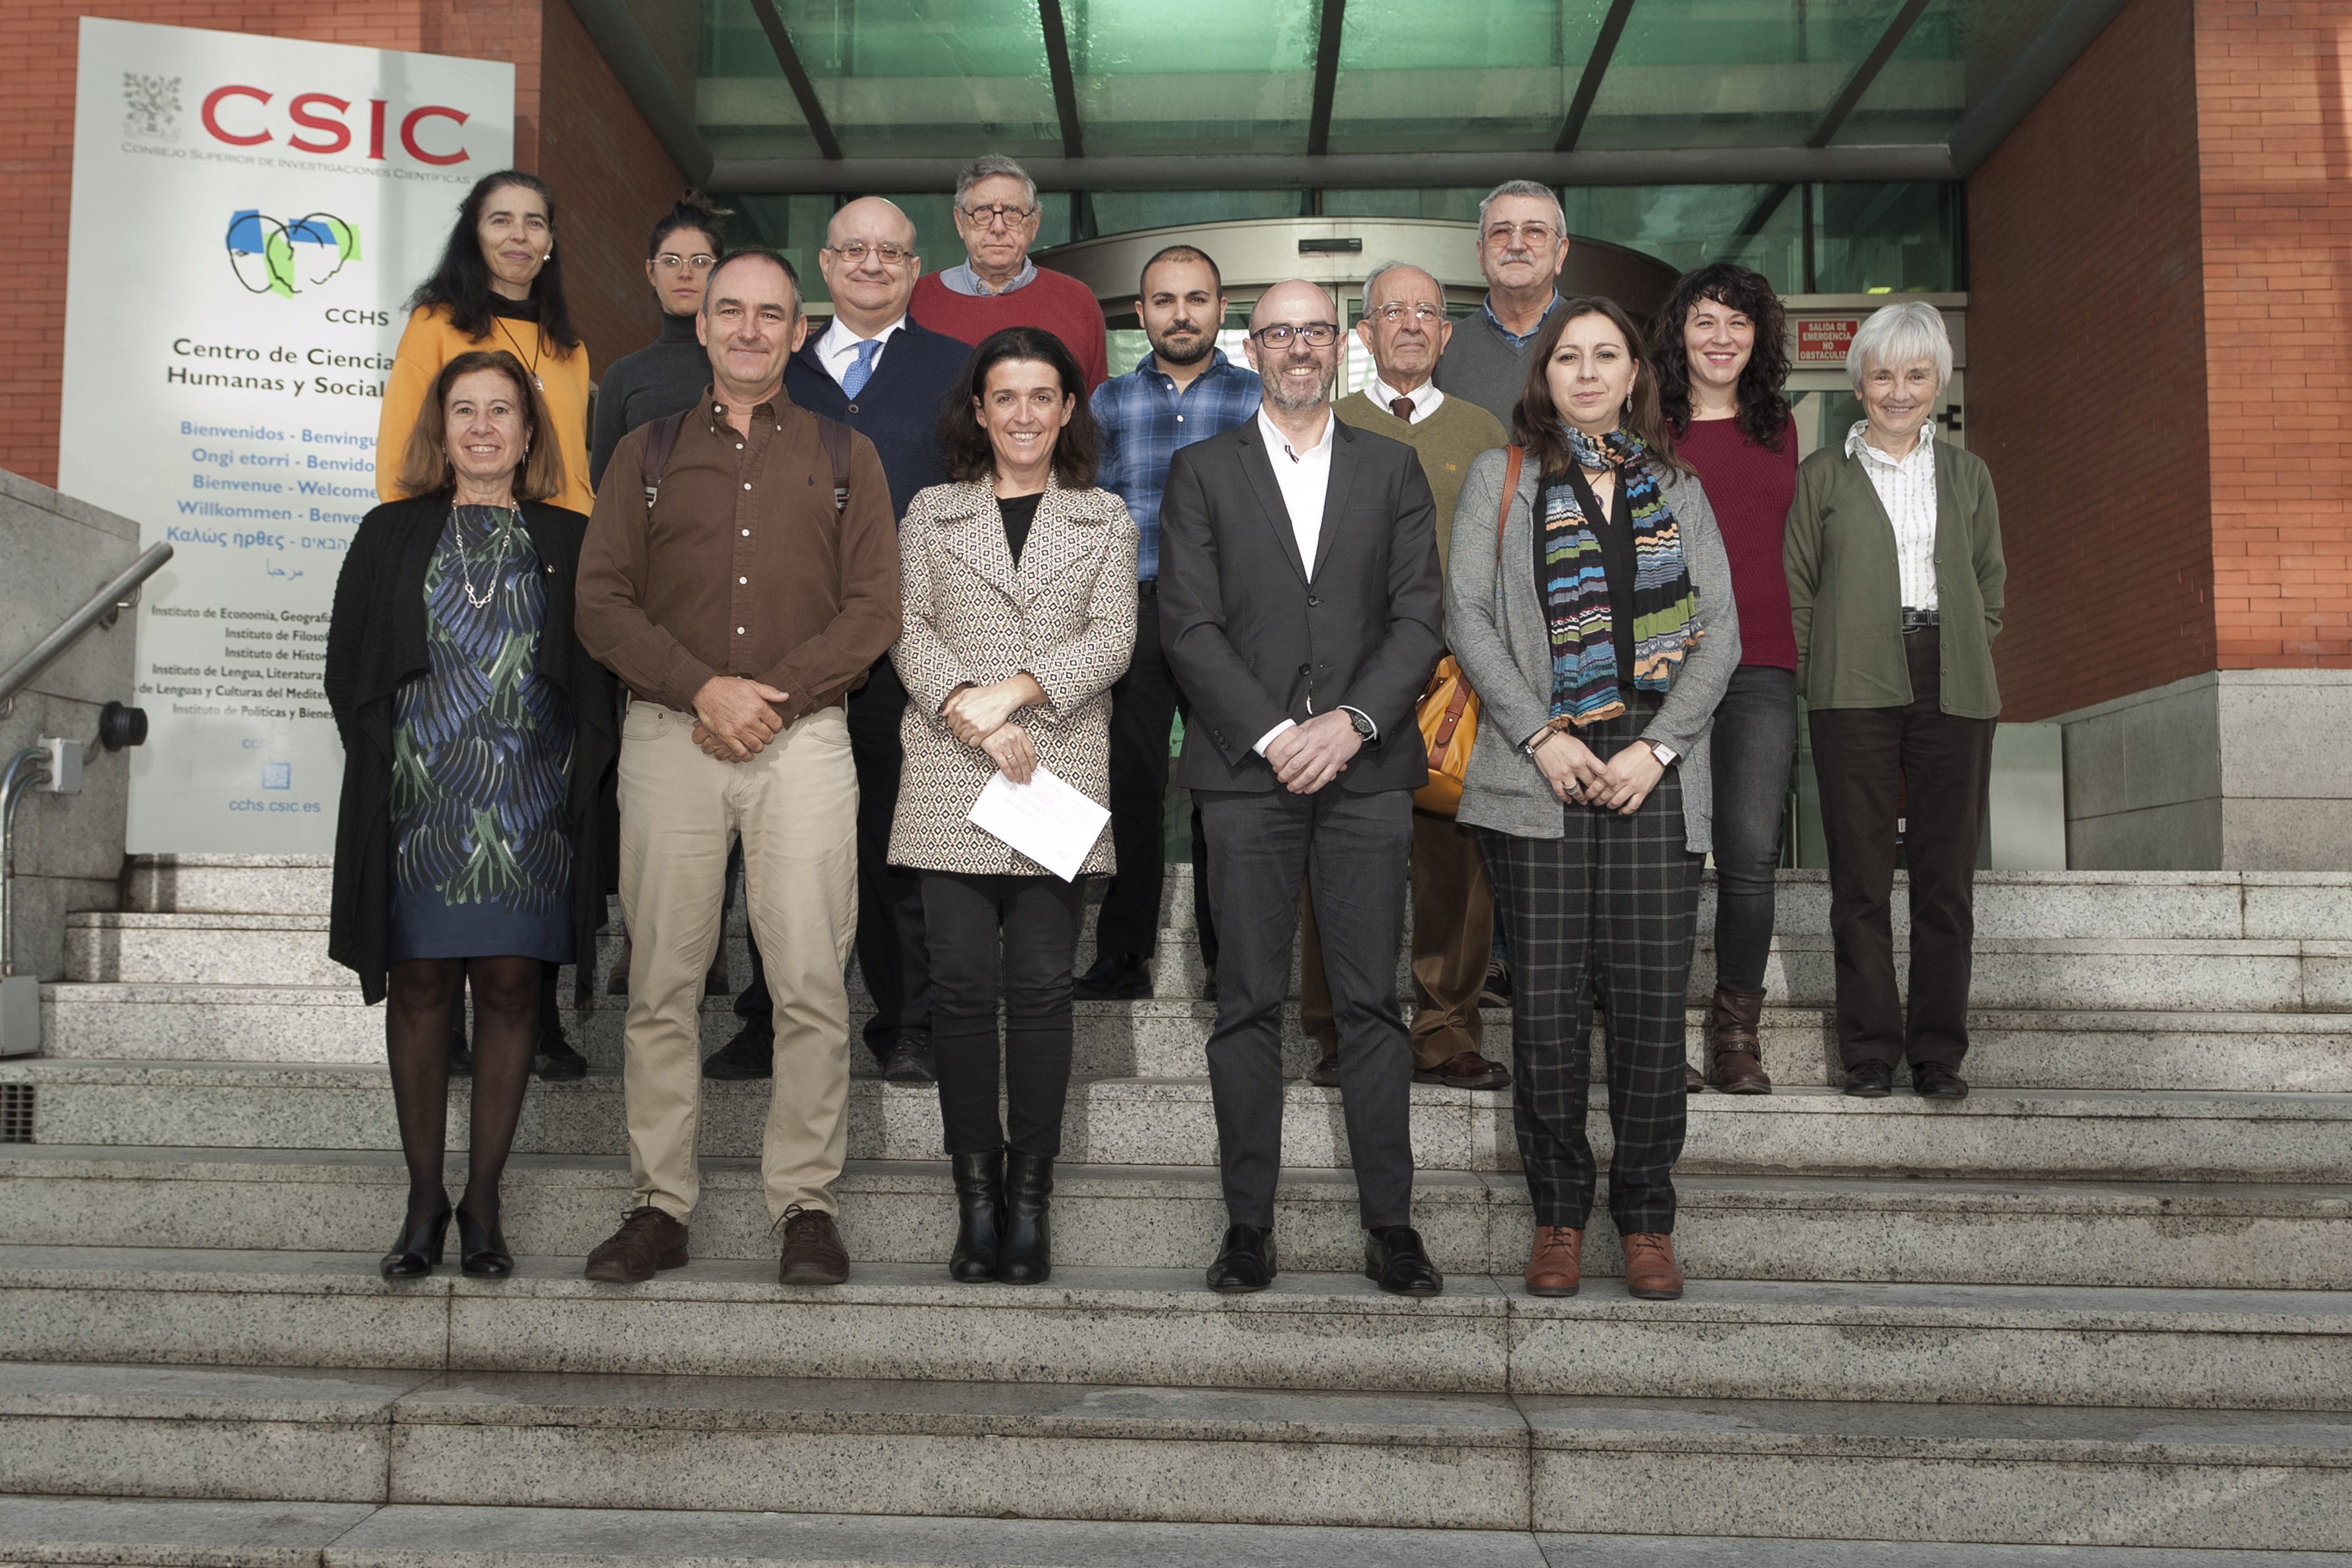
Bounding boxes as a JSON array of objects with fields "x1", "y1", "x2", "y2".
[
  {"x1": 1262, "y1": 357, "x2": 1335, "y2": 411},
  {"x1": 1150, "y1": 325, "x2": 1214, "y2": 366}
]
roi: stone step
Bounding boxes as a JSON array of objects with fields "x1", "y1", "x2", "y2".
[
  {"x1": 6, "y1": 1248, "x2": 2351, "y2": 1411},
  {"x1": 4, "y1": 1147, "x2": 2348, "y2": 1289},
  {"x1": 12, "y1": 1370, "x2": 2352, "y2": 1555},
  {"x1": 6, "y1": 1059, "x2": 2349, "y2": 1180},
  {"x1": 11, "y1": 1498, "x2": 2350, "y2": 1568}
]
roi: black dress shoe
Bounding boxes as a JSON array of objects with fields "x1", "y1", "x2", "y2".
[
  {"x1": 1206, "y1": 1223, "x2": 1276, "y2": 1292},
  {"x1": 948, "y1": 1149, "x2": 1003, "y2": 1284},
  {"x1": 702, "y1": 1022, "x2": 774, "y2": 1080},
  {"x1": 1074, "y1": 950, "x2": 1152, "y2": 1001},
  {"x1": 1913, "y1": 1062, "x2": 1971, "y2": 1100},
  {"x1": 456, "y1": 1204, "x2": 513, "y2": 1277},
  {"x1": 1307, "y1": 1051, "x2": 1341, "y2": 1087},
  {"x1": 534, "y1": 1032, "x2": 589, "y2": 1081},
  {"x1": 880, "y1": 1035, "x2": 936, "y2": 1083},
  {"x1": 1364, "y1": 1225, "x2": 1444, "y2": 1296},
  {"x1": 1844, "y1": 1059, "x2": 1895, "y2": 1098},
  {"x1": 381, "y1": 1205, "x2": 451, "y2": 1279},
  {"x1": 996, "y1": 1152, "x2": 1053, "y2": 1284}
]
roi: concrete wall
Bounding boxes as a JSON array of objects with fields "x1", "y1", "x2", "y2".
[{"x1": 0, "y1": 471, "x2": 143, "y2": 981}]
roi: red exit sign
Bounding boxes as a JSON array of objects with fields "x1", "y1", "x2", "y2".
[{"x1": 1795, "y1": 317, "x2": 1860, "y2": 364}]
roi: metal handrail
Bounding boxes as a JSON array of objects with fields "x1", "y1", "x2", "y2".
[{"x1": 0, "y1": 542, "x2": 174, "y2": 717}]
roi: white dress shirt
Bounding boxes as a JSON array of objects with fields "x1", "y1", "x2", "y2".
[
  {"x1": 1368, "y1": 374, "x2": 1444, "y2": 425},
  {"x1": 814, "y1": 316, "x2": 906, "y2": 390},
  {"x1": 1250, "y1": 407, "x2": 1373, "y2": 756},
  {"x1": 1847, "y1": 420, "x2": 1939, "y2": 611}
]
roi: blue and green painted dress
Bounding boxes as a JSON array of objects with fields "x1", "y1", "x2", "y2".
[{"x1": 387, "y1": 504, "x2": 575, "y2": 964}]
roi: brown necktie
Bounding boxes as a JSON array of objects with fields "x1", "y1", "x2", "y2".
[{"x1": 1390, "y1": 396, "x2": 1416, "y2": 422}]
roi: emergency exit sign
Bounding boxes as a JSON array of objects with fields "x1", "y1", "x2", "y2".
[{"x1": 1796, "y1": 317, "x2": 1861, "y2": 364}]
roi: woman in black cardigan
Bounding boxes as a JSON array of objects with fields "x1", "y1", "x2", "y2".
[{"x1": 326, "y1": 348, "x2": 617, "y2": 1278}]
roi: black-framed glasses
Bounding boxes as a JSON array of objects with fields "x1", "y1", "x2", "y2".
[
  {"x1": 654, "y1": 252, "x2": 717, "y2": 273},
  {"x1": 960, "y1": 202, "x2": 1037, "y2": 227},
  {"x1": 826, "y1": 240, "x2": 914, "y2": 266},
  {"x1": 1250, "y1": 322, "x2": 1340, "y2": 347}
]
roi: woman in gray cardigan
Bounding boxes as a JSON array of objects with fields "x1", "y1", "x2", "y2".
[{"x1": 1446, "y1": 297, "x2": 1740, "y2": 1305}]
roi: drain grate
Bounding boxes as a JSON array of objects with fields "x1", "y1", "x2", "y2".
[{"x1": 0, "y1": 1082, "x2": 31, "y2": 1143}]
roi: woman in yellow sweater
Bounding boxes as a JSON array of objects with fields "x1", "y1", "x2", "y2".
[{"x1": 376, "y1": 171, "x2": 594, "y2": 515}]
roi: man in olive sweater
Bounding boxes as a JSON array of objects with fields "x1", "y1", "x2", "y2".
[{"x1": 1308, "y1": 262, "x2": 1513, "y2": 1092}]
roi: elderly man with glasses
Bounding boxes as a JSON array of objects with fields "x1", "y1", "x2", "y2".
[
  {"x1": 909, "y1": 153, "x2": 1110, "y2": 390},
  {"x1": 1159, "y1": 280, "x2": 1445, "y2": 1297},
  {"x1": 1433, "y1": 179, "x2": 1573, "y2": 424}
]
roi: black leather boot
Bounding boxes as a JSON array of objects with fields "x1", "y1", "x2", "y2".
[
  {"x1": 948, "y1": 1149, "x2": 1004, "y2": 1284},
  {"x1": 996, "y1": 1152, "x2": 1054, "y2": 1285}
]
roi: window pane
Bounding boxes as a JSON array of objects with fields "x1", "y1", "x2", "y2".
[
  {"x1": 1578, "y1": 0, "x2": 1905, "y2": 150},
  {"x1": 1836, "y1": 0, "x2": 2065, "y2": 145},
  {"x1": 1324, "y1": 0, "x2": 1612, "y2": 154},
  {"x1": 1070, "y1": 0, "x2": 1322, "y2": 156},
  {"x1": 697, "y1": 0, "x2": 821, "y2": 160}
]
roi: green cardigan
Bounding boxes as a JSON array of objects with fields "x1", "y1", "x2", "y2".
[{"x1": 1784, "y1": 434, "x2": 2005, "y2": 718}]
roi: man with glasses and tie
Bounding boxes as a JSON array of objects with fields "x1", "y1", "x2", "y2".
[
  {"x1": 1159, "y1": 280, "x2": 1445, "y2": 1296},
  {"x1": 908, "y1": 154, "x2": 1111, "y2": 390},
  {"x1": 1432, "y1": 180, "x2": 1574, "y2": 425}
]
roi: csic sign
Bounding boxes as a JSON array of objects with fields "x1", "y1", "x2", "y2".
[{"x1": 197, "y1": 85, "x2": 471, "y2": 165}]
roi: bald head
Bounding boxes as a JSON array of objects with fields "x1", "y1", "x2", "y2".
[
  {"x1": 1245, "y1": 279, "x2": 1340, "y2": 415},
  {"x1": 821, "y1": 196, "x2": 922, "y2": 336},
  {"x1": 1250, "y1": 279, "x2": 1337, "y2": 331},
  {"x1": 827, "y1": 196, "x2": 915, "y2": 251}
]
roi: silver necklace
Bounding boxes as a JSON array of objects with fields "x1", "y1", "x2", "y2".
[{"x1": 451, "y1": 506, "x2": 508, "y2": 608}]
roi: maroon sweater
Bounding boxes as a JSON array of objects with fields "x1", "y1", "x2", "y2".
[
  {"x1": 1679, "y1": 414, "x2": 1799, "y2": 671},
  {"x1": 909, "y1": 266, "x2": 1110, "y2": 391}
]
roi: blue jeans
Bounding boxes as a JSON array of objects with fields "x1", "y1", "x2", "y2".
[{"x1": 1708, "y1": 665, "x2": 1797, "y2": 995}]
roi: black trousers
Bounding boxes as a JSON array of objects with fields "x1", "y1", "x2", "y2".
[
  {"x1": 1808, "y1": 632, "x2": 1997, "y2": 1072},
  {"x1": 1477, "y1": 700, "x2": 1701, "y2": 1236},
  {"x1": 1196, "y1": 784, "x2": 1414, "y2": 1230},
  {"x1": 1095, "y1": 582, "x2": 1219, "y2": 967},
  {"x1": 735, "y1": 661, "x2": 931, "y2": 1060},
  {"x1": 920, "y1": 869, "x2": 1084, "y2": 1158}
]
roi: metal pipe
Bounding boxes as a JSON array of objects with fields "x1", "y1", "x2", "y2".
[
  {"x1": 0, "y1": 542, "x2": 173, "y2": 717},
  {"x1": 0, "y1": 747, "x2": 54, "y2": 979}
]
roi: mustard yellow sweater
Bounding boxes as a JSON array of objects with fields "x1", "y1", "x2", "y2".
[{"x1": 374, "y1": 304, "x2": 595, "y2": 515}]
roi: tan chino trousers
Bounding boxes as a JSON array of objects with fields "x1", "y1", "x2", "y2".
[
  {"x1": 617, "y1": 700, "x2": 858, "y2": 1221},
  {"x1": 1302, "y1": 808, "x2": 1494, "y2": 1067}
]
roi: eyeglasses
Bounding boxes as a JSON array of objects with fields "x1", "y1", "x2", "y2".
[
  {"x1": 1250, "y1": 322, "x2": 1341, "y2": 347},
  {"x1": 826, "y1": 240, "x2": 914, "y2": 266},
  {"x1": 960, "y1": 202, "x2": 1037, "y2": 228},
  {"x1": 1368, "y1": 303, "x2": 1445, "y2": 326},
  {"x1": 654, "y1": 252, "x2": 717, "y2": 273},
  {"x1": 1482, "y1": 222, "x2": 1558, "y2": 248}
]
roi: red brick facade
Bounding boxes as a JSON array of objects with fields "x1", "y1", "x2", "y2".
[
  {"x1": 1972, "y1": 0, "x2": 2352, "y2": 720},
  {"x1": 0, "y1": 0, "x2": 679, "y2": 488}
]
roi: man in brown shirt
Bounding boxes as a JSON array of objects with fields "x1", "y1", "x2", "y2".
[{"x1": 576, "y1": 247, "x2": 900, "y2": 1286}]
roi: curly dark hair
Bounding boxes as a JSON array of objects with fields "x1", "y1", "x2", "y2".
[
  {"x1": 937, "y1": 327, "x2": 1100, "y2": 489},
  {"x1": 1646, "y1": 262, "x2": 1790, "y2": 451},
  {"x1": 647, "y1": 188, "x2": 731, "y2": 260},
  {"x1": 1510, "y1": 296, "x2": 1692, "y2": 480},
  {"x1": 405, "y1": 171, "x2": 580, "y2": 356}
]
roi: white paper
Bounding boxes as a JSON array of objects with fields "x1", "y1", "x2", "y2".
[{"x1": 967, "y1": 764, "x2": 1112, "y2": 882}]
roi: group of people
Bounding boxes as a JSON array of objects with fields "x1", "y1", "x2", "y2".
[{"x1": 325, "y1": 158, "x2": 2005, "y2": 1305}]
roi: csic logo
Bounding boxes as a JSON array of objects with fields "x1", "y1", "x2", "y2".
[
  {"x1": 226, "y1": 210, "x2": 361, "y2": 299},
  {"x1": 199, "y1": 84, "x2": 471, "y2": 166},
  {"x1": 123, "y1": 72, "x2": 181, "y2": 140}
]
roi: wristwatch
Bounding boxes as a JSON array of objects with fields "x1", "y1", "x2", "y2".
[
  {"x1": 1346, "y1": 709, "x2": 1377, "y2": 741},
  {"x1": 1644, "y1": 739, "x2": 1679, "y2": 767}
]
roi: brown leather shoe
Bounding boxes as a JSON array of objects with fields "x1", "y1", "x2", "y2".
[
  {"x1": 1709, "y1": 988, "x2": 1772, "y2": 1094},
  {"x1": 777, "y1": 1204, "x2": 850, "y2": 1286},
  {"x1": 1413, "y1": 1051, "x2": 1511, "y2": 1090},
  {"x1": 1622, "y1": 1232, "x2": 1684, "y2": 1300},
  {"x1": 1685, "y1": 1059, "x2": 1704, "y2": 1093},
  {"x1": 1308, "y1": 1052, "x2": 1341, "y2": 1087},
  {"x1": 1524, "y1": 1225, "x2": 1583, "y2": 1297},
  {"x1": 583, "y1": 1205, "x2": 688, "y2": 1282}
]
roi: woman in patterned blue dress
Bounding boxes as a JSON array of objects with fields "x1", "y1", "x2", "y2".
[{"x1": 327, "y1": 350, "x2": 618, "y2": 1279}]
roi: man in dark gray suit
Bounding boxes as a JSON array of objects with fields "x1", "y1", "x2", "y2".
[{"x1": 1159, "y1": 279, "x2": 1445, "y2": 1296}]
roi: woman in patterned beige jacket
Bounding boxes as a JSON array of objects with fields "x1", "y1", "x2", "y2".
[{"x1": 889, "y1": 325, "x2": 1138, "y2": 1290}]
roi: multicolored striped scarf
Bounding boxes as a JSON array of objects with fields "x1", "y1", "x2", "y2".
[{"x1": 1539, "y1": 425, "x2": 1701, "y2": 727}]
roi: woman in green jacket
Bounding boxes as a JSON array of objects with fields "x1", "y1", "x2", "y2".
[{"x1": 1784, "y1": 301, "x2": 2004, "y2": 1103}]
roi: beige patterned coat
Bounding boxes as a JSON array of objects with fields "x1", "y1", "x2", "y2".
[{"x1": 887, "y1": 477, "x2": 1139, "y2": 877}]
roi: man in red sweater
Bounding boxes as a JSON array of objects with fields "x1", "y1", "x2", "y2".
[{"x1": 908, "y1": 154, "x2": 1110, "y2": 391}]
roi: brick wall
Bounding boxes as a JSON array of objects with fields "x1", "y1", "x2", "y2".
[
  {"x1": 2195, "y1": 1, "x2": 2352, "y2": 669},
  {"x1": 0, "y1": 0, "x2": 678, "y2": 488},
  {"x1": 1966, "y1": 0, "x2": 2216, "y2": 720}
]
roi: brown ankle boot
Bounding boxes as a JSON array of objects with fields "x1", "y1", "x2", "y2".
[
  {"x1": 1524, "y1": 1226, "x2": 1583, "y2": 1297},
  {"x1": 1622, "y1": 1232, "x2": 1684, "y2": 1300},
  {"x1": 1709, "y1": 987, "x2": 1772, "y2": 1095}
]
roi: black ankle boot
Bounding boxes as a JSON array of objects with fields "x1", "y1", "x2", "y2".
[
  {"x1": 949, "y1": 1150, "x2": 1004, "y2": 1283},
  {"x1": 381, "y1": 1201, "x2": 451, "y2": 1279},
  {"x1": 456, "y1": 1200, "x2": 513, "y2": 1277},
  {"x1": 996, "y1": 1152, "x2": 1053, "y2": 1285}
]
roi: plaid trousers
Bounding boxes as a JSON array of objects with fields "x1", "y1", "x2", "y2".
[{"x1": 1478, "y1": 703, "x2": 1703, "y2": 1234}]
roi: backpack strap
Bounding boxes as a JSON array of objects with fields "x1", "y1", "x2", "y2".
[
  {"x1": 639, "y1": 410, "x2": 689, "y2": 510},
  {"x1": 1496, "y1": 444, "x2": 1523, "y2": 559},
  {"x1": 815, "y1": 414, "x2": 853, "y2": 514}
]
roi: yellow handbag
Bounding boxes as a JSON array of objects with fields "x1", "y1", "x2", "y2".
[{"x1": 1413, "y1": 445, "x2": 1522, "y2": 816}]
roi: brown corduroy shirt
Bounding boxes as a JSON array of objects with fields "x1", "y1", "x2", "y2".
[{"x1": 577, "y1": 384, "x2": 901, "y2": 725}]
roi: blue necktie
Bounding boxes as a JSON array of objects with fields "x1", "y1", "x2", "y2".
[{"x1": 842, "y1": 338, "x2": 880, "y2": 398}]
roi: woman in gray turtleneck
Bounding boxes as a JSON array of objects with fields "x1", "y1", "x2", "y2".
[{"x1": 587, "y1": 191, "x2": 731, "y2": 489}]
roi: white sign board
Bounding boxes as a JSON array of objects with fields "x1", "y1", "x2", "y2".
[{"x1": 59, "y1": 17, "x2": 513, "y2": 852}]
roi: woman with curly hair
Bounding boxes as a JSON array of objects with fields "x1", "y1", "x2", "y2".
[{"x1": 1647, "y1": 263, "x2": 1796, "y2": 1096}]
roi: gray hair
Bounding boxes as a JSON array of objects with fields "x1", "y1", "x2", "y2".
[
  {"x1": 954, "y1": 154, "x2": 1038, "y2": 209},
  {"x1": 1477, "y1": 179, "x2": 1567, "y2": 236},
  {"x1": 1360, "y1": 259, "x2": 1440, "y2": 307},
  {"x1": 1847, "y1": 300, "x2": 1952, "y2": 392}
]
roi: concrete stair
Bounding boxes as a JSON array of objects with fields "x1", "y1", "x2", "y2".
[{"x1": 6, "y1": 853, "x2": 2352, "y2": 1557}]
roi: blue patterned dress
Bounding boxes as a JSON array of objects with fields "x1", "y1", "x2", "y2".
[{"x1": 386, "y1": 504, "x2": 575, "y2": 963}]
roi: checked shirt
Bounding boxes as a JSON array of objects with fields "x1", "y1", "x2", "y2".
[{"x1": 1090, "y1": 348, "x2": 1261, "y2": 582}]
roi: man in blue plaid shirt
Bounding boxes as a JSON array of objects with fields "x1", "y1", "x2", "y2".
[{"x1": 1078, "y1": 245, "x2": 1261, "y2": 1000}]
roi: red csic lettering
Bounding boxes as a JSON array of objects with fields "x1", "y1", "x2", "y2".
[
  {"x1": 285, "y1": 93, "x2": 351, "y2": 155},
  {"x1": 367, "y1": 100, "x2": 388, "y2": 160},
  {"x1": 399, "y1": 105, "x2": 469, "y2": 166},
  {"x1": 201, "y1": 85, "x2": 272, "y2": 147}
]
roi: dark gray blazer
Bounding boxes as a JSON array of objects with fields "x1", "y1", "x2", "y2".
[{"x1": 1159, "y1": 414, "x2": 1444, "y2": 794}]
